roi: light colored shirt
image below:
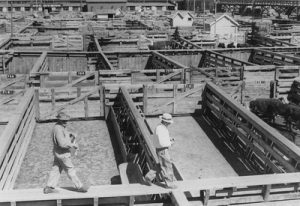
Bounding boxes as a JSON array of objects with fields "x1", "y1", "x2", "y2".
[
  {"x1": 154, "y1": 124, "x2": 172, "y2": 148},
  {"x1": 52, "y1": 124, "x2": 74, "y2": 156}
]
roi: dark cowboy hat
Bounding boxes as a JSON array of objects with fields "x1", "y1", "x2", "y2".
[{"x1": 56, "y1": 112, "x2": 70, "y2": 121}]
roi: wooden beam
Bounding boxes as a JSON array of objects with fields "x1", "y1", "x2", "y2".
[
  {"x1": 63, "y1": 72, "x2": 95, "y2": 88},
  {"x1": 30, "y1": 51, "x2": 47, "y2": 74},
  {"x1": 152, "y1": 51, "x2": 189, "y2": 69},
  {"x1": 156, "y1": 70, "x2": 183, "y2": 84}
]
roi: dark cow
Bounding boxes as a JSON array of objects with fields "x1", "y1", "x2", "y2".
[
  {"x1": 218, "y1": 43, "x2": 225, "y2": 48},
  {"x1": 250, "y1": 98, "x2": 300, "y2": 131},
  {"x1": 249, "y1": 98, "x2": 285, "y2": 123},
  {"x1": 227, "y1": 42, "x2": 235, "y2": 48}
]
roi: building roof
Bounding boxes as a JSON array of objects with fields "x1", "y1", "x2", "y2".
[
  {"x1": 206, "y1": 13, "x2": 239, "y2": 26},
  {"x1": 170, "y1": 11, "x2": 194, "y2": 20},
  {"x1": 126, "y1": 2, "x2": 174, "y2": 6}
]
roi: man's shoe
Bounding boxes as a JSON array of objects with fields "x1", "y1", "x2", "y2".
[
  {"x1": 43, "y1": 186, "x2": 59, "y2": 194},
  {"x1": 77, "y1": 185, "x2": 89, "y2": 193},
  {"x1": 165, "y1": 182, "x2": 178, "y2": 189},
  {"x1": 144, "y1": 176, "x2": 152, "y2": 186}
]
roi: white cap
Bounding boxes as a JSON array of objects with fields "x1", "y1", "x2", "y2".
[{"x1": 159, "y1": 113, "x2": 174, "y2": 124}]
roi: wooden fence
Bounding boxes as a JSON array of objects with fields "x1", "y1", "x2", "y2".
[
  {"x1": 35, "y1": 86, "x2": 105, "y2": 121},
  {"x1": 52, "y1": 35, "x2": 83, "y2": 51},
  {"x1": 199, "y1": 50, "x2": 255, "y2": 68},
  {"x1": 274, "y1": 66, "x2": 300, "y2": 99},
  {"x1": 0, "y1": 89, "x2": 36, "y2": 190},
  {"x1": 249, "y1": 49, "x2": 300, "y2": 65},
  {"x1": 202, "y1": 82, "x2": 300, "y2": 174}
]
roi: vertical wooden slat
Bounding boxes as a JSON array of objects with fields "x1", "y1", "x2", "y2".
[
  {"x1": 263, "y1": 184, "x2": 271, "y2": 201},
  {"x1": 51, "y1": 88, "x2": 55, "y2": 109},
  {"x1": 57, "y1": 199, "x2": 62, "y2": 206},
  {"x1": 34, "y1": 89, "x2": 40, "y2": 121},
  {"x1": 84, "y1": 97, "x2": 88, "y2": 118},
  {"x1": 173, "y1": 84, "x2": 177, "y2": 114},
  {"x1": 93, "y1": 197, "x2": 98, "y2": 206},
  {"x1": 143, "y1": 85, "x2": 148, "y2": 115},
  {"x1": 77, "y1": 87, "x2": 81, "y2": 98},
  {"x1": 156, "y1": 69, "x2": 160, "y2": 82},
  {"x1": 99, "y1": 86, "x2": 105, "y2": 117},
  {"x1": 68, "y1": 71, "x2": 72, "y2": 84},
  {"x1": 95, "y1": 71, "x2": 99, "y2": 85}
]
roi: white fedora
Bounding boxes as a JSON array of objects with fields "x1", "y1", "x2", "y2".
[{"x1": 159, "y1": 113, "x2": 174, "y2": 124}]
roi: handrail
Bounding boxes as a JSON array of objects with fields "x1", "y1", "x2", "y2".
[{"x1": 120, "y1": 87, "x2": 159, "y2": 163}]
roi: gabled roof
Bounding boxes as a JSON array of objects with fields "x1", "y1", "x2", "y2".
[
  {"x1": 170, "y1": 11, "x2": 194, "y2": 20},
  {"x1": 207, "y1": 14, "x2": 239, "y2": 27}
]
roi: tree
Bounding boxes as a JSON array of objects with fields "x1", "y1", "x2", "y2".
[{"x1": 172, "y1": 27, "x2": 180, "y2": 40}]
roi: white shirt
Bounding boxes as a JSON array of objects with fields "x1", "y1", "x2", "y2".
[{"x1": 154, "y1": 124, "x2": 172, "y2": 148}]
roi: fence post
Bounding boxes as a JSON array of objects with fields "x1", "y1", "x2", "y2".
[
  {"x1": 95, "y1": 71, "x2": 99, "y2": 85},
  {"x1": 99, "y1": 86, "x2": 105, "y2": 118},
  {"x1": 143, "y1": 85, "x2": 148, "y2": 115},
  {"x1": 34, "y1": 89, "x2": 40, "y2": 121},
  {"x1": 51, "y1": 88, "x2": 55, "y2": 109},
  {"x1": 84, "y1": 96, "x2": 88, "y2": 119},
  {"x1": 173, "y1": 84, "x2": 177, "y2": 114}
]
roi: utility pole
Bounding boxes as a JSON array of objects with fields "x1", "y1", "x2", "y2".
[
  {"x1": 193, "y1": 0, "x2": 195, "y2": 13},
  {"x1": 10, "y1": 0, "x2": 13, "y2": 38},
  {"x1": 214, "y1": 0, "x2": 217, "y2": 37}
]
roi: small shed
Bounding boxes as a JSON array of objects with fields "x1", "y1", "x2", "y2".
[
  {"x1": 169, "y1": 12, "x2": 194, "y2": 27},
  {"x1": 205, "y1": 14, "x2": 239, "y2": 39},
  {"x1": 94, "y1": 10, "x2": 117, "y2": 20}
]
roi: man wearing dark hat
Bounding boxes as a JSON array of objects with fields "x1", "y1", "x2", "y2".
[
  {"x1": 44, "y1": 112, "x2": 88, "y2": 193},
  {"x1": 147, "y1": 113, "x2": 177, "y2": 189}
]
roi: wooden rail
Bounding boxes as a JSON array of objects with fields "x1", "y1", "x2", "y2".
[
  {"x1": 199, "y1": 50, "x2": 256, "y2": 67},
  {"x1": 171, "y1": 37, "x2": 203, "y2": 50},
  {"x1": 252, "y1": 35, "x2": 296, "y2": 47},
  {"x1": 0, "y1": 89, "x2": 36, "y2": 190},
  {"x1": 202, "y1": 82, "x2": 300, "y2": 174},
  {"x1": 249, "y1": 49, "x2": 300, "y2": 65}
]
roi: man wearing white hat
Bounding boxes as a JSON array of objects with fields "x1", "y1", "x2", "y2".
[
  {"x1": 44, "y1": 112, "x2": 88, "y2": 194},
  {"x1": 151, "y1": 113, "x2": 177, "y2": 189}
]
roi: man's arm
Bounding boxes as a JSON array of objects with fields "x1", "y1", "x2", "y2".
[{"x1": 54, "y1": 126, "x2": 75, "y2": 149}]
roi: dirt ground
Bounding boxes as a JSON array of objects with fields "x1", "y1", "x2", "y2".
[
  {"x1": 14, "y1": 120, "x2": 119, "y2": 189},
  {"x1": 146, "y1": 116, "x2": 237, "y2": 180}
]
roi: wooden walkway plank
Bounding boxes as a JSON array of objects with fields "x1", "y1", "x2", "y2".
[
  {"x1": 171, "y1": 190, "x2": 190, "y2": 206},
  {"x1": 2, "y1": 173, "x2": 300, "y2": 203}
]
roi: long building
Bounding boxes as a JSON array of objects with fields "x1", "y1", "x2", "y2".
[{"x1": 0, "y1": 0, "x2": 177, "y2": 12}]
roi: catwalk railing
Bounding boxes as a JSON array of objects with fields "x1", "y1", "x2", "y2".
[{"x1": 202, "y1": 82, "x2": 300, "y2": 174}]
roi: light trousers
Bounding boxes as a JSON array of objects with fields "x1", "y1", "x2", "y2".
[
  {"x1": 156, "y1": 149, "x2": 175, "y2": 183},
  {"x1": 46, "y1": 155, "x2": 82, "y2": 189}
]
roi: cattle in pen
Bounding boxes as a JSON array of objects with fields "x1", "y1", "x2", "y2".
[{"x1": 249, "y1": 98, "x2": 300, "y2": 131}]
